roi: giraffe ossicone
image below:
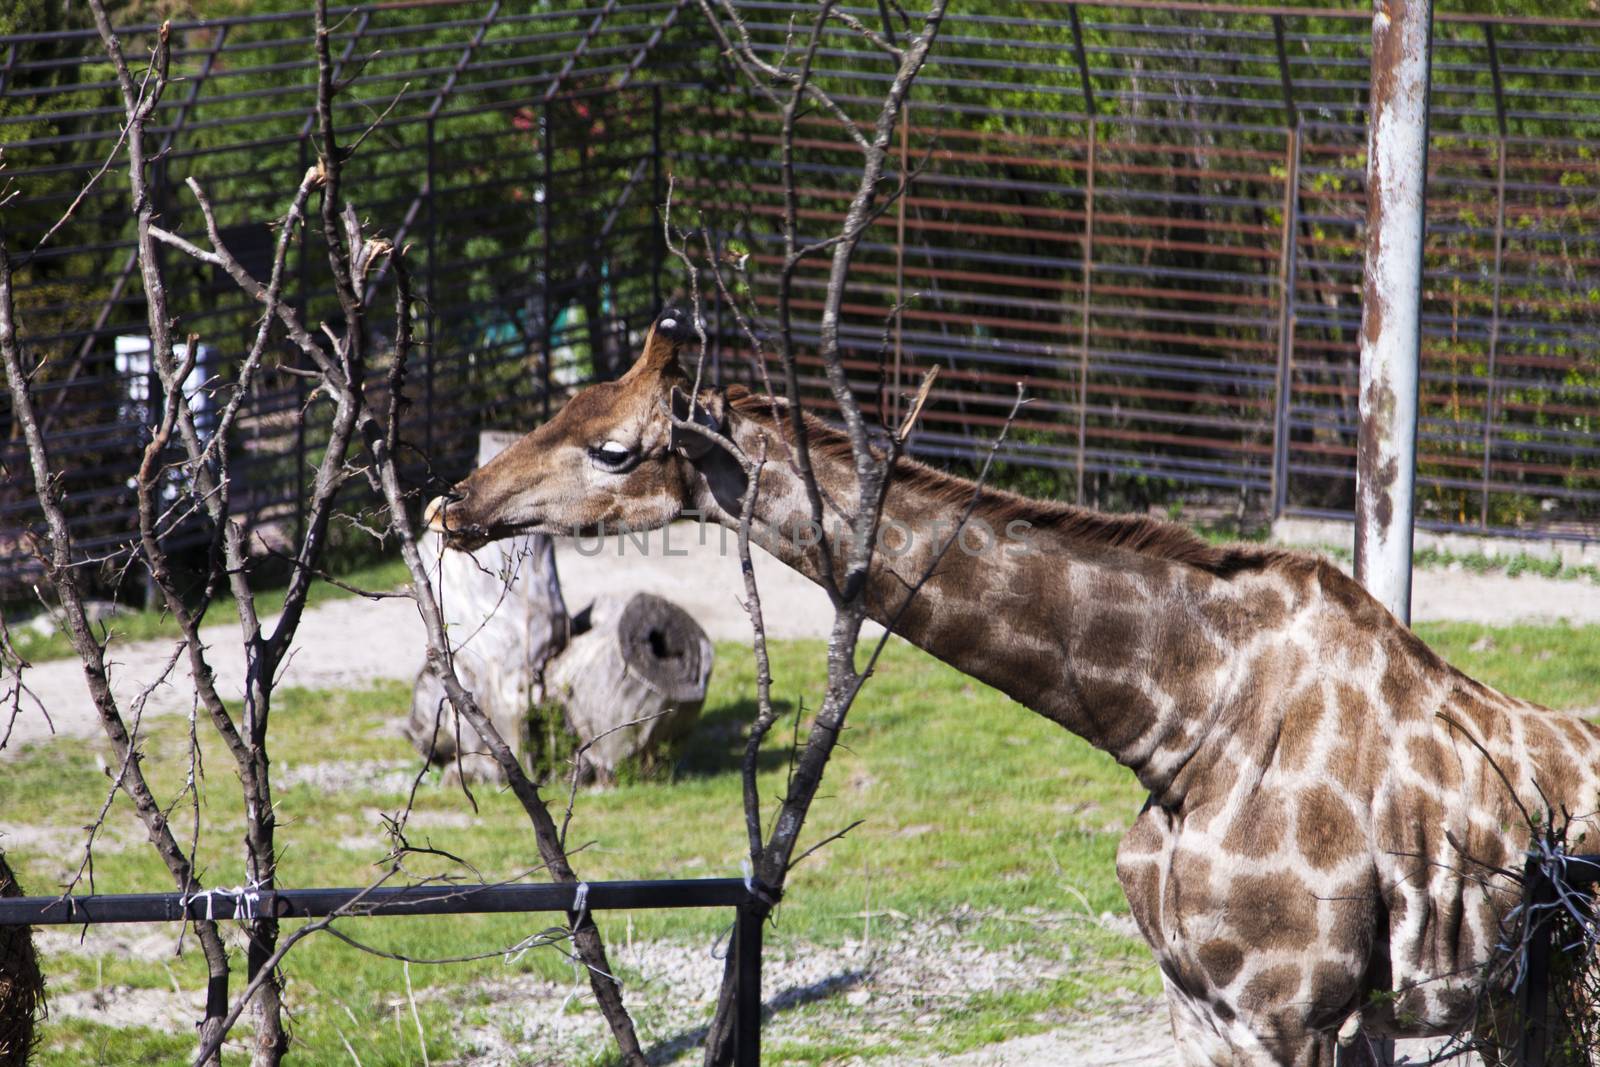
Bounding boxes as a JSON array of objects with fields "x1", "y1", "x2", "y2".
[{"x1": 428, "y1": 307, "x2": 1600, "y2": 1066}]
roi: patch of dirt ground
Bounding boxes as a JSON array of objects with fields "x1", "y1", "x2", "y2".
[{"x1": 437, "y1": 908, "x2": 1157, "y2": 1066}]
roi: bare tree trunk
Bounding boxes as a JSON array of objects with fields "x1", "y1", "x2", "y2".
[
  {"x1": 682, "y1": 4, "x2": 951, "y2": 1062},
  {"x1": 6, "y1": 3, "x2": 650, "y2": 1063},
  {"x1": 0, "y1": 235, "x2": 234, "y2": 1067},
  {"x1": 367, "y1": 421, "x2": 649, "y2": 1064},
  {"x1": 0, "y1": 851, "x2": 41, "y2": 1067}
]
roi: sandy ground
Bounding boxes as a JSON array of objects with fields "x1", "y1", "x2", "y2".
[{"x1": 6, "y1": 526, "x2": 1597, "y2": 756}]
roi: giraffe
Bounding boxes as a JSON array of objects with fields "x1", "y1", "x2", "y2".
[{"x1": 426, "y1": 309, "x2": 1600, "y2": 1066}]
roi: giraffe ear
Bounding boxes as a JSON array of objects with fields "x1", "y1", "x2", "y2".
[
  {"x1": 668, "y1": 386, "x2": 724, "y2": 459},
  {"x1": 668, "y1": 386, "x2": 746, "y2": 511}
]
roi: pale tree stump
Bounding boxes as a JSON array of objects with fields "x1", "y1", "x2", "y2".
[
  {"x1": 548, "y1": 592, "x2": 713, "y2": 782},
  {"x1": 406, "y1": 431, "x2": 569, "y2": 784},
  {"x1": 0, "y1": 849, "x2": 41, "y2": 1067}
]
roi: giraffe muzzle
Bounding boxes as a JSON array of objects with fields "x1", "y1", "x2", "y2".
[
  {"x1": 423, "y1": 494, "x2": 451, "y2": 533},
  {"x1": 423, "y1": 491, "x2": 493, "y2": 551}
]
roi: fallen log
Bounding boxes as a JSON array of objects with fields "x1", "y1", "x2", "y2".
[{"x1": 548, "y1": 592, "x2": 713, "y2": 782}]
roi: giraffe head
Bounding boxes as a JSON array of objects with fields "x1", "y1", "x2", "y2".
[{"x1": 424, "y1": 308, "x2": 729, "y2": 549}]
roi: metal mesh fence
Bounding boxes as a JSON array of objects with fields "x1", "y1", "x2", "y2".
[
  {"x1": 679, "y1": 2, "x2": 1600, "y2": 539},
  {"x1": 3, "y1": 0, "x2": 1599, "y2": 590},
  {"x1": 1, "y1": 1, "x2": 691, "y2": 581}
]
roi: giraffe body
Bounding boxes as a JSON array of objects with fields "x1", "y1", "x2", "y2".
[{"x1": 428, "y1": 312, "x2": 1600, "y2": 1065}]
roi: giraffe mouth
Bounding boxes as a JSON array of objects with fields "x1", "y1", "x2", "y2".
[
  {"x1": 424, "y1": 495, "x2": 500, "y2": 552},
  {"x1": 426, "y1": 495, "x2": 591, "y2": 551}
]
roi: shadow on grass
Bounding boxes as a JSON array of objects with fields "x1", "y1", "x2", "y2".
[
  {"x1": 673, "y1": 697, "x2": 797, "y2": 781},
  {"x1": 639, "y1": 967, "x2": 869, "y2": 1065}
]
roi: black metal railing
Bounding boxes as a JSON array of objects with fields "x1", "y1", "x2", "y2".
[{"x1": 0, "y1": 876, "x2": 765, "y2": 1065}]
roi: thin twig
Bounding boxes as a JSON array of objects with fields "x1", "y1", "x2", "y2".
[{"x1": 787, "y1": 819, "x2": 865, "y2": 872}]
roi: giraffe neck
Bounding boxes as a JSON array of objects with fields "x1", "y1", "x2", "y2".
[{"x1": 692, "y1": 394, "x2": 1251, "y2": 795}]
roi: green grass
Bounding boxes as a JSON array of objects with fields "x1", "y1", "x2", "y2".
[
  {"x1": 1308, "y1": 542, "x2": 1600, "y2": 583},
  {"x1": 2, "y1": 640, "x2": 1152, "y2": 1065},
  {"x1": 1416, "y1": 620, "x2": 1600, "y2": 711},
  {"x1": 3, "y1": 557, "x2": 413, "y2": 667},
  {"x1": 3, "y1": 624, "x2": 1597, "y2": 1064}
]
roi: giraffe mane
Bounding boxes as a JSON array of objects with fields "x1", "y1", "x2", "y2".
[{"x1": 725, "y1": 386, "x2": 1300, "y2": 580}]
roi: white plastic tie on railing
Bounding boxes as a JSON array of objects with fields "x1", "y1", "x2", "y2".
[
  {"x1": 182, "y1": 888, "x2": 214, "y2": 921},
  {"x1": 572, "y1": 881, "x2": 590, "y2": 928},
  {"x1": 237, "y1": 884, "x2": 261, "y2": 921},
  {"x1": 741, "y1": 857, "x2": 754, "y2": 895},
  {"x1": 181, "y1": 883, "x2": 262, "y2": 922}
]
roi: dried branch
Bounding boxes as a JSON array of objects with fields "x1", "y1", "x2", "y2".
[
  {"x1": 24, "y1": 44, "x2": 159, "y2": 258},
  {"x1": 695, "y1": 6, "x2": 952, "y2": 1062},
  {"x1": 662, "y1": 198, "x2": 787, "y2": 869},
  {"x1": 896, "y1": 366, "x2": 938, "y2": 443},
  {"x1": 61, "y1": 643, "x2": 184, "y2": 898},
  {"x1": 0, "y1": 613, "x2": 47, "y2": 754},
  {"x1": 558, "y1": 708, "x2": 678, "y2": 850},
  {"x1": 1, "y1": 232, "x2": 234, "y2": 1067},
  {"x1": 693, "y1": 0, "x2": 871, "y2": 152},
  {"x1": 787, "y1": 818, "x2": 866, "y2": 872},
  {"x1": 360, "y1": 419, "x2": 648, "y2": 1064}
]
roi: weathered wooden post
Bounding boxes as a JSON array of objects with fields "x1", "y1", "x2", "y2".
[
  {"x1": 1355, "y1": 0, "x2": 1433, "y2": 628},
  {"x1": 407, "y1": 431, "x2": 570, "y2": 783}
]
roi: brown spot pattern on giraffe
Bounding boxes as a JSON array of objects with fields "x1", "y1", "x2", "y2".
[
  {"x1": 1407, "y1": 734, "x2": 1462, "y2": 790},
  {"x1": 1226, "y1": 788, "x2": 1287, "y2": 859},
  {"x1": 1197, "y1": 939, "x2": 1245, "y2": 987},
  {"x1": 1297, "y1": 785, "x2": 1361, "y2": 870},
  {"x1": 1229, "y1": 872, "x2": 1315, "y2": 951},
  {"x1": 1276, "y1": 687, "x2": 1326, "y2": 772},
  {"x1": 1240, "y1": 962, "x2": 1303, "y2": 1010},
  {"x1": 1078, "y1": 679, "x2": 1159, "y2": 754},
  {"x1": 1307, "y1": 960, "x2": 1361, "y2": 1024},
  {"x1": 1327, "y1": 881, "x2": 1377, "y2": 956}
]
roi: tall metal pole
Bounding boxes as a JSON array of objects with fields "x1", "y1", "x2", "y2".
[{"x1": 1354, "y1": 0, "x2": 1433, "y2": 627}]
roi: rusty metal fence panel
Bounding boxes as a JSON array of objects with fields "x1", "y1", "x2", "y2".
[{"x1": 679, "y1": 1, "x2": 1600, "y2": 540}]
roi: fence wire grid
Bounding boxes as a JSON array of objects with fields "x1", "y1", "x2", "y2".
[{"x1": 3, "y1": 0, "x2": 1599, "y2": 588}]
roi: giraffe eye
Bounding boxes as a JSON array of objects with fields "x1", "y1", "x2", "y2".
[{"x1": 587, "y1": 441, "x2": 637, "y2": 472}]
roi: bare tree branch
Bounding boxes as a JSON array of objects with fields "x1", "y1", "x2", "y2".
[
  {"x1": 0, "y1": 232, "x2": 235, "y2": 1067},
  {"x1": 690, "y1": 7, "x2": 953, "y2": 1062}
]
